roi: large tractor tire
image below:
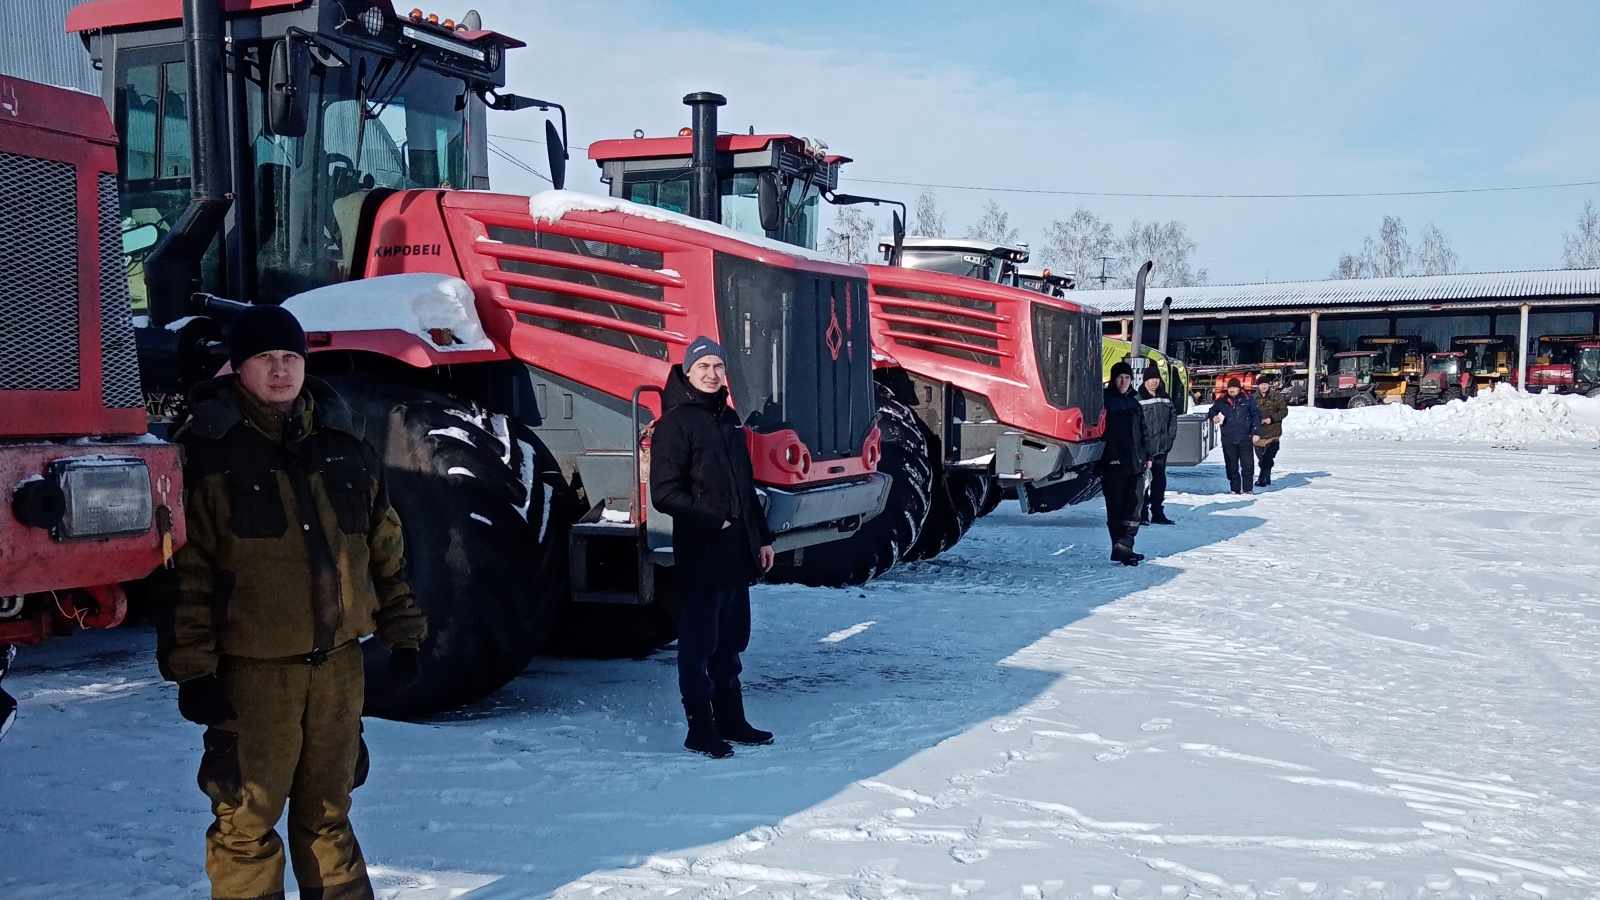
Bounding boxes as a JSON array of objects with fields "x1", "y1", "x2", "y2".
[
  {"x1": 1347, "y1": 392, "x2": 1376, "y2": 409},
  {"x1": 1403, "y1": 384, "x2": 1421, "y2": 408},
  {"x1": 901, "y1": 464, "x2": 989, "y2": 563},
  {"x1": 324, "y1": 373, "x2": 576, "y2": 720},
  {"x1": 766, "y1": 384, "x2": 932, "y2": 587},
  {"x1": 1441, "y1": 385, "x2": 1465, "y2": 403}
]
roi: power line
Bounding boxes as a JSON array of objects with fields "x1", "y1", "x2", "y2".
[
  {"x1": 489, "y1": 130, "x2": 1600, "y2": 200},
  {"x1": 841, "y1": 175, "x2": 1600, "y2": 200},
  {"x1": 487, "y1": 139, "x2": 552, "y2": 185}
]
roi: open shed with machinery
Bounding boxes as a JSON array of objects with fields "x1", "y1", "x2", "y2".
[{"x1": 1093, "y1": 268, "x2": 1600, "y2": 403}]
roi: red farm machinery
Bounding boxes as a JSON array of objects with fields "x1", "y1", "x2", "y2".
[
  {"x1": 1528, "y1": 334, "x2": 1600, "y2": 397},
  {"x1": 0, "y1": 74, "x2": 187, "y2": 738},
  {"x1": 590, "y1": 137, "x2": 1108, "y2": 574},
  {"x1": 68, "y1": 1, "x2": 888, "y2": 718}
]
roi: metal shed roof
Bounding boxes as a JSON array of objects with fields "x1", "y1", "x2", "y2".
[{"x1": 1089, "y1": 268, "x2": 1600, "y2": 315}]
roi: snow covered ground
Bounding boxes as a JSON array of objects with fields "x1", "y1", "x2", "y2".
[{"x1": 5, "y1": 394, "x2": 1600, "y2": 899}]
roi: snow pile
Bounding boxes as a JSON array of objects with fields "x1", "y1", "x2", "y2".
[
  {"x1": 527, "y1": 189, "x2": 842, "y2": 264},
  {"x1": 1285, "y1": 384, "x2": 1600, "y2": 443},
  {"x1": 282, "y1": 273, "x2": 494, "y2": 352}
]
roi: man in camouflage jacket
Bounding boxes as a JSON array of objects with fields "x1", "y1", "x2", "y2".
[{"x1": 160, "y1": 304, "x2": 425, "y2": 900}]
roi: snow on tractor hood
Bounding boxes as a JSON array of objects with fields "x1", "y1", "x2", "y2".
[
  {"x1": 282, "y1": 273, "x2": 495, "y2": 353},
  {"x1": 525, "y1": 189, "x2": 846, "y2": 265}
]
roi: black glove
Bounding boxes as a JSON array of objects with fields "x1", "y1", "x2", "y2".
[
  {"x1": 388, "y1": 647, "x2": 421, "y2": 690},
  {"x1": 177, "y1": 674, "x2": 236, "y2": 726}
]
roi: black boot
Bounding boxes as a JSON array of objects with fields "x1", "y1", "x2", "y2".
[
  {"x1": 1254, "y1": 473, "x2": 1268, "y2": 488},
  {"x1": 1110, "y1": 545, "x2": 1140, "y2": 566},
  {"x1": 683, "y1": 700, "x2": 733, "y2": 758},
  {"x1": 1151, "y1": 509, "x2": 1175, "y2": 525},
  {"x1": 1139, "y1": 509, "x2": 1151, "y2": 525},
  {"x1": 712, "y1": 689, "x2": 774, "y2": 746}
]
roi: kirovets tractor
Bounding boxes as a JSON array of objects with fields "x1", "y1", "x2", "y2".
[{"x1": 70, "y1": 1, "x2": 887, "y2": 717}]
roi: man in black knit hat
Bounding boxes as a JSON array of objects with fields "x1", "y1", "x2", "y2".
[
  {"x1": 161, "y1": 304, "x2": 425, "y2": 900},
  {"x1": 650, "y1": 336, "x2": 776, "y2": 758},
  {"x1": 1100, "y1": 360, "x2": 1150, "y2": 566}
]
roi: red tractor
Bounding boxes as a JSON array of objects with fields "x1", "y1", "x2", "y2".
[
  {"x1": 1169, "y1": 335, "x2": 1258, "y2": 401},
  {"x1": 1415, "y1": 351, "x2": 1473, "y2": 406},
  {"x1": 1450, "y1": 335, "x2": 1515, "y2": 395},
  {"x1": 70, "y1": 2, "x2": 887, "y2": 717},
  {"x1": 0, "y1": 75, "x2": 187, "y2": 738},
  {"x1": 588, "y1": 147, "x2": 1107, "y2": 573},
  {"x1": 1315, "y1": 350, "x2": 1381, "y2": 408},
  {"x1": 1528, "y1": 334, "x2": 1600, "y2": 397}
]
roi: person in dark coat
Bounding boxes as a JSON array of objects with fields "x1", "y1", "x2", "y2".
[
  {"x1": 1208, "y1": 377, "x2": 1263, "y2": 494},
  {"x1": 1138, "y1": 368, "x2": 1178, "y2": 525},
  {"x1": 1099, "y1": 360, "x2": 1150, "y2": 566},
  {"x1": 649, "y1": 336, "x2": 776, "y2": 759},
  {"x1": 1253, "y1": 374, "x2": 1289, "y2": 487}
]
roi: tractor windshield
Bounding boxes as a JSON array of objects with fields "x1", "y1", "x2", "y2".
[
  {"x1": 622, "y1": 170, "x2": 821, "y2": 249},
  {"x1": 246, "y1": 49, "x2": 472, "y2": 302},
  {"x1": 1338, "y1": 355, "x2": 1373, "y2": 379},
  {"x1": 1427, "y1": 356, "x2": 1460, "y2": 376},
  {"x1": 1578, "y1": 347, "x2": 1600, "y2": 383},
  {"x1": 1261, "y1": 336, "x2": 1306, "y2": 363}
]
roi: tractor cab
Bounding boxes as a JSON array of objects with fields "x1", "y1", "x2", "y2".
[
  {"x1": 1334, "y1": 351, "x2": 1376, "y2": 387},
  {"x1": 1014, "y1": 266, "x2": 1077, "y2": 296},
  {"x1": 1425, "y1": 352, "x2": 1463, "y2": 378},
  {"x1": 589, "y1": 129, "x2": 846, "y2": 250},
  {"x1": 1577, "y1": 343, "x2": 1600, "y2": 394},
  {"x1": 879, "y1": 236, "x2": 1031, "y2": 285},
  {"x1": 71, "y1": 0, "x2": 532, "y2": 315},
  {"x1": 1450, "y1": 335, "x2": 1515, "y2": 378},
  {"x1": 1354, "y1": 335, "x2": 1426, "y2": 376}
]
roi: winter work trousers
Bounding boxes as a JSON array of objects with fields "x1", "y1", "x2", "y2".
[
  {"x1": 1102, "y1": 466, "x2": 1145, "y2": 553},
  {"x1": 1145, "y1": 455, "x2": 1168, "y2": 517},
  {"x1": 678, "y1": 584, "x2": 752, "y2": 705},
  {"x1": 1221, "y1": 440, "x2": 1255, "y2": 493},
  {"x1": 204, "y1": 640, "x2": 372, "y2": 900},
  {"x1": 1255, "y1": 441, "x2": 1280, "y2": 483}
]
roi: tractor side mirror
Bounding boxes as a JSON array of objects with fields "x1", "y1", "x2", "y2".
[
  {"x1": 889, "y1": 210, "x2": 906, "y2": 266},
  {"x1": 758, "y1": 171, "x2": 782, "y2": 234},
  {"x1": 544, "y1": 119, "x2": 567, "y2": 190},
  {"x1": 268, "y1": 39, "x2": 312, "y2": 138}
]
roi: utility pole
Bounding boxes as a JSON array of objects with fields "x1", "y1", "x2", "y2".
[{"x1": 1097, "y1": 255, "x2": 1116, "y2": 289}]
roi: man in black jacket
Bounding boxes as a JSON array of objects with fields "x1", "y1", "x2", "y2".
[
  {"x1": 1100, "y1": 361, "x2": 1151, "y2": 566},
  {"x1": 1138, "y1": 369, "x2": 1178, "y2": 525},
  {"x1": 1208, "y1": 378, "x2": 1263, "y2": 494},
  {"x1": 649, "y1": 336, "x2": 776, "y2": 759}
]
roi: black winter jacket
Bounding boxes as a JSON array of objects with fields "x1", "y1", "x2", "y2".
[
  {"x1": 649, "y1": 367, "x2": 775, "y2": 590},
  {"x1": 1098, "y1": 384, "x2": 1149, "y2": 473},
  {"x1": 1208, "y1": 392, "x2": 1262, "y2": 444},
  {"x1": 1138, "y1": 379, "x2": 1178, "y2": 458}
]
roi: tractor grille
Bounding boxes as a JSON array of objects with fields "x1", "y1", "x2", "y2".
[
  {"x1": 873, "y1": 284, "x2": 1003, "y2": 368},
  {"x1": 0, "y1": 150, "x2": 79, "y2": 391},
  {"x1": 98, "y1": 173, "x2": 144, "y2": 409},
  {"x1": 486, "y1": 226, "x2": 673, "y2": 361},
  {"x1": 1031, "y1": 302, "x2": 1104, "y2": 421}
]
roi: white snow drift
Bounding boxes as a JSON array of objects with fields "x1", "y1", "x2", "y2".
[{"x1": 1285, "y1": 385, "x2": 1600, "y2": 444}]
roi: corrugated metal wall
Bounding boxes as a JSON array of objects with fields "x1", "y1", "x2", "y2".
[{"x1": 0, "y1": 0, "x2": 100, "y2": 94}]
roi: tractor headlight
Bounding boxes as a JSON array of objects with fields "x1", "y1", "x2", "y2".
[
  {"x1": 360, "y1": 4, "x2": 387, "y2": 36},
  {"x1": 52, "y1": 457, "x2": 153, "y2": 541}
]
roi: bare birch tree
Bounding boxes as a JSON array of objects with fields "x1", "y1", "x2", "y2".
[
  {"x1": 822, "y1": 206, "x2": 879, "y2": 263},
  {"x1": 911, "y1": 188, "x2": 947, "y2": 237},
  {"x1": 1333, "y1": 215, "x2": 1457, "y2": 278},
  {"x1": 966, "y1": 200, "x2": 1019, "y2": 245},
  {"x1": 1039, "y1": 208, "x2": 1115, "y2": 286},
  {"x1": 1563, "y1": 200, "x2": 1600, "y2": 269},
  {"x1": 1112, "y1": 219, "x2": 1208, "y2": 288}
]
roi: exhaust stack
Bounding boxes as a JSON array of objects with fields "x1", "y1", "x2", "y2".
[
  {"x1": 144, "y1": 0, "x2": 232, "y2": 325},
  {"x1": 683, "y1": 92, "x2": 726, "y2": 223},
  {"x1": 1129, "y1": 260, "x2": 1154, "y2": 373}
]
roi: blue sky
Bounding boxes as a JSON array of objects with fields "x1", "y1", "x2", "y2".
[{"x1": 476, "y1": 1, "x2": 1600, "y2": 283}]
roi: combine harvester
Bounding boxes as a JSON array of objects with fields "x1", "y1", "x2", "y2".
[
  {"x1": 67, "y1": 1, "x2": 891, "y2": 716},
  {"x1": 0, "y1": 74, "x2": 186, "y2": 738}
]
